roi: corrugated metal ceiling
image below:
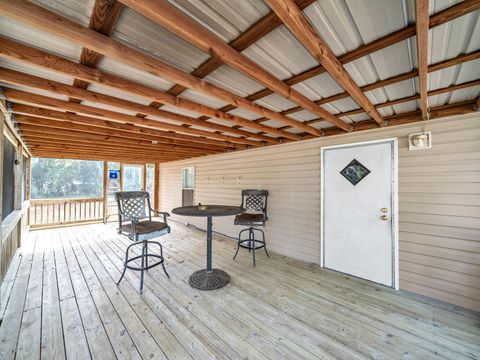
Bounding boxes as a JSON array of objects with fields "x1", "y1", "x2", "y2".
[{"x1": 0, "y1": 0, "x2": 478, "y2": 137}]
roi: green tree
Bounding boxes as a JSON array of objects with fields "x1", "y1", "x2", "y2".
[{"x1": 31, "y1": 158, "x2": 103, "y2": 199}]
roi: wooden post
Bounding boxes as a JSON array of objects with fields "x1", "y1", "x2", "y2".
[
  {"x1": 103, "y1": 160, "x2": 108, "y2": 223},
  {"x1": 0, "y1": 109, "x2": 4, "y2": 279},
  {"x1": 154, "y1": 163, "x2": 160, "y2": 210},
  {"x1": 142, "y1": 163, "x2": 147, "y2": 192}
]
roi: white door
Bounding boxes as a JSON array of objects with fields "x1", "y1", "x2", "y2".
[{"x1": 322, "y1": 139, "x2": 397, "y2": 287}]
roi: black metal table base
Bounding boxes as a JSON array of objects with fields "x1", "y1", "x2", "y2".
[{"x1": 188, "y1": 269, "x2": 230, "y2": 290}]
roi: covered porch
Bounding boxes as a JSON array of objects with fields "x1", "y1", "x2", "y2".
[{"x1": 1, "y1": 222, "x2": 478, "y2": 359}]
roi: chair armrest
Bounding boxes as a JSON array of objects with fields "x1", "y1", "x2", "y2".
[{"x1": 151, "y1": 210, "x2": 170, "y2": 223}]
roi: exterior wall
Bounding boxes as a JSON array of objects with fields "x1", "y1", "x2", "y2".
[
  {"x1": 159, "y1": 114, "x2": 480, "y2": 311},
  {"x1": 0, "y1": 101, "x2": 30, "y2": 286}
]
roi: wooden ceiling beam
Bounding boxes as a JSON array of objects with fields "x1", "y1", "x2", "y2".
[
  {"x1": 12, "y1": 105, "x2": 232, "y2": 151},
  {"x1": 27, "y1": 140, "x2": 201, "y2": 157},
  {"x1": 22, "y1": 133, "x2": 217, "y2": 156},
  {"x1": 27, "y1": 144, "x2": 197, "y2": 159},
  {"x1": 71, "y1": 0, "x2": 123, "y2": 93},
  {"x1": 213, "y1": 0, "x2": 480, "y2": 125},
  {"x1": 29, "y1": 147, "x2": 181, "y2": 161},
  {"x1": 260, "y1": 49, "x2": 480, "y2": 129},
  {"x1": 0, "y1": 1, "x2": 326, "y2": 136},
  {"x1": 304, "y1": 79, "x2": 480, "y2": 126},
  {"x1": 266, "y1": 0, "x2": 385, "y2": 126},
  {"x1": 30, "y1": 151, "x2": 178, "y2": 163},
  {"x1": 165, "y1": 0, "x2": 316, "y2": 97},
  {"x1": 15, "y1": 116, "x2": 224, "y2": 154},
  {"x1": 3, "y1": 88, "x2": 262, "y2": 147},
  {"x1": 0, "y1": 37, "x2": 301, "y2": 142},
  {"x1": 21, "y1": 130, "x2": 221, "y2": 153},
  {"x1": 415, "y1": 0, "x2": 430, "y2": 120},
  {"x1": 0, "y1": 38, "x2": 295, "y2": 142},
  {"x1": 0, "y1": 67, "x2": 281, "y2": 143},
  {"x1": 116, "y1": 0, "x2": 350, "y2": 133},
  {"x1": 17, "y1": 123, "x2": 225, "y2": 153},
  {"x1": 311, "y1": 100, "x2": 478, "y2": 138}
]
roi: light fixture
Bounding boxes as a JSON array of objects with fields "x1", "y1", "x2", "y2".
[
  {"x1": 409, "y1": 131, "x2": 432, "y2": 150},
  {"x1": 408, "y1": 110, "x2": 432, "y2": 150}
]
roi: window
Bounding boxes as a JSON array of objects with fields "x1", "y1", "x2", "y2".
[
  {"x1": 181, "y1": 167, "x2": 195, "y2": 206},
  {"x1": 30, "y1": 158, "x2": 103, "y2": 199},
  {"x1": 2, "y1": 136, "x2": 16, "y2": 219}
]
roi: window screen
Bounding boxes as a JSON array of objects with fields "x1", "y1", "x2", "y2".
[
  {"x1": 2, "y1": 137, "x2": 16, "y2": 219},
  {"x1": 22, "y1": 154, "x2": 27, "y2": 202}
]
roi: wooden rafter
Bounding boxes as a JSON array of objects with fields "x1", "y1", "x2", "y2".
[
  {"x1": 0, "y1": 38, "x2": 297, "y2": 142},
  {"x1": 116, "y1": 0, "x2": 351, "y2": 132},
  {"x1": 265, "y1": 0, "x2": 384, "y2": 126},
  {"x1": 164, "y1": 0, "x2": 316, "y2": 97},
  {"x1": 13, "y1": 107, "x2": 233, "y2": 151},
  {"x1": 211, "y1": 0, "x2": 480, "y2": 130},
  {"x1": 0, "y1": 67, "x2": 282, "y2": 144},
  {"x1": 71, "y1": 0, "x2": 123, "y2": 91},
  {"x1": 0, "y1": 0, "x2": 329, "y2": 135},
  {"x1": 272, "y1": 50, "x2": 480, "y2": 129},
  {"x1": 3, "y1": 88, "x2": 264, "y2": 147},
  {"x1": 415, "y1": 0, "x2": 430, "y2": 120}
]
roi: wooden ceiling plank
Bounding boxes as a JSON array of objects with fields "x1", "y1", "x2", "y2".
[
  {"x1": 0, "y1": 1, "x2": 325, "y2": 135},
  {"x1": 265, "y1": 0, "x2": 384, "y2": 126},
  {"x1": 0, "y1": 38, "x2": 296, "y2": 142},
  {"x1": 415, "y1": 0, "x2": 430, "y2": 120}
]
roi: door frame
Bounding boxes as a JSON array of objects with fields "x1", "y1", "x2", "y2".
[{"x1": 320, "y1": 138, "x2": 399, "y2": 290}]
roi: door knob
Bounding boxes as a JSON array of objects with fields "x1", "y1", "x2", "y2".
[
  {"x1": 380, "y1": 215, "x2": 389, "y2": 221},
  {"x1": 381, "y1": 207, "x2": 388, "y2": 213}
]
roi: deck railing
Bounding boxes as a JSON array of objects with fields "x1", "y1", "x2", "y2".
[{"x1": 29, "y1": 197, "x2": 104, "y2": 228}]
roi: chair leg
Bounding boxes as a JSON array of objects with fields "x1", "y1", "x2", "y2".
[
  {"x1": 234, "y1": 228, "x2": 248, "y2": 260},
  {"x1": 258, "y1": 228, "x2": 269, "y2": 258},
  {"x1": 251, "y1": 228, "x2": 256, "y2": 267},
  {"x1": 145, "y1": 241, "x2": 149, "y2": 271},
  {"x1": 160, "y1": 244, "x2": 170, "y2": 278},
  {"x1": 117, "y1": 248, "x2": 128, "y2": 285},
  {"x1": 139, "y1": 242, "x2": 146, "y2": 294}
]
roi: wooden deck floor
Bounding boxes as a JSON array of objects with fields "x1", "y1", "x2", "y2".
[{"x1": 0, "y1": 222, "x2": 479, "y2": 359}]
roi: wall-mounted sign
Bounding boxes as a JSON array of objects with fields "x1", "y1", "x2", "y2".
[{"x1": 109, "y1": 170, "x2": 120, "y2": 179}]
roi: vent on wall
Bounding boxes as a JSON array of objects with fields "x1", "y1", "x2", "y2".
[{"x1": 408, "y1": 131, "x2": 432, "y2": 150}]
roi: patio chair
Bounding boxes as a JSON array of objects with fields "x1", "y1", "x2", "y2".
[
  {"x1": 233, "y1": 189, "x2": 269, "y2": 266},
  {"x1": 115, "y1": 191, "x2": 170, "y2": 294}
]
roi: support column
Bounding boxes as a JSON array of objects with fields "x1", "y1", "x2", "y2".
[
  {"x1": 154, "y1": 163, "x2": 160, "y2": 210},
  {"x1": 102, "y1": 160, "x2": 107, "y2": 223}
]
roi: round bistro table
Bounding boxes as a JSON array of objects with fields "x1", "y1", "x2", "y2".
[{"x1": 172, "y1": 205, "x2": 244, "y2": 290}]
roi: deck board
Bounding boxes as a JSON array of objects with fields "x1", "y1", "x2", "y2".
[{"x1": 0, "y1": 222, "x2": 479, "y2": 360}]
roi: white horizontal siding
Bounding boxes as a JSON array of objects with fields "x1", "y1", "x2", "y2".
[{"x1": 159, "y1": 113, "x2": 480, "y2": 311}]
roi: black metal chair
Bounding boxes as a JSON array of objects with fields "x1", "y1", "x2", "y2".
[
  {"x1": 115, "y1": 191, "x2": 170, "y2": 293},
  {"x1": 233, "y1": 189, "x2": 269, "y2": 266}
]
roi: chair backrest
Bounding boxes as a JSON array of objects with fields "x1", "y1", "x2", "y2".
[
  {"x1": 115, "y1": 191, "x2": 151, "y2": 222},
  {"x1": 241, "y1": 189, "x2": 268, "y2": 217}
]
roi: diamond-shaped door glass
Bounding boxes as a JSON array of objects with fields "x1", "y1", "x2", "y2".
[{"x1": 340, "y1": 159, "x2": 371, "y2": 185}]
